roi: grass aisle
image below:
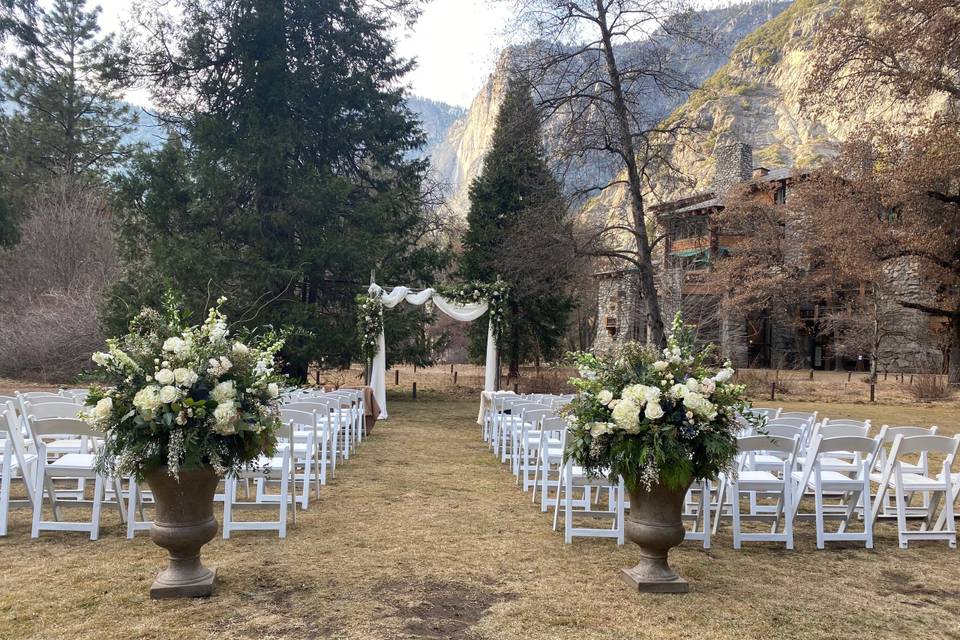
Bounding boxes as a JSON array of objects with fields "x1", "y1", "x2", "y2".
[{"x1": 0, "y1": 398, "x2": 958, "y2": 639}]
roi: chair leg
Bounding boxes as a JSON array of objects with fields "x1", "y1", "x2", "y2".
[
  {"x1": 31, "y1": 462, "x2": 44, "y2": 538},
  {"x1": 222, "y1": 478, "x2": 234, "y2": 539},
  {"x1": 126, "y1": 478, "x2": 139, "y2": 539},
  {"x1": 731, "y1": 481, "x2": 741, "y2": 550},
  {"x1": 0, "y1": 448, "x2": 12, "y2": 537},
  {"x1": 90, "y1": 475, "x2": 104, "y2": 541}
]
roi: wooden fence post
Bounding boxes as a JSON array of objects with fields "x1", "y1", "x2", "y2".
[
  {"x1": 394, "y1": 369, "x2": 399, "y2": 385},
  {"x1": 412, "y1": 381, "x2": 417, "y2": 400},
  {"x1": 770, "y1": 382, "x2": 776, "y2": 401},
  {"x1": 453, "y1": 371, "x2": 458, "y2": 385},
  {"x1": 869, "y1": 382, "x2": 875, "y2": 403}
]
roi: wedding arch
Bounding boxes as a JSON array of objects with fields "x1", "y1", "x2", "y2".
[{"x1": 359, "y1": 280, "x2": 507, "y2": 419}]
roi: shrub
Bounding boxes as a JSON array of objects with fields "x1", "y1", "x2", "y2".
[
  {"x1": 909, "y1": 373, "x2": 953, "y2": 401},
  {"x1": 0, "y1": 180, "x2": 116, "y2": 381}
]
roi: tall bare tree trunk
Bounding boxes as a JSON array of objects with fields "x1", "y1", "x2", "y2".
[
  {"x1": 595, "y1": 0, "x2": 666, "y2": 348},
  {"x1": 950, "y1": 319, "x2": 960, "y2": 384}
]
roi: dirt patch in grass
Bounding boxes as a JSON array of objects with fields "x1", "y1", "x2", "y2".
[{"x1": 376, "y1": 579, "x2": 516, "y2": 639}]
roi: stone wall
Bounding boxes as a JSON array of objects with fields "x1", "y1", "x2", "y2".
[
  {"x1": 878, "y1": 258, "x2": 943, "y2": 371},
  {"x1": 713, "y1": 141, "x2": 753, "y2": 195},
  {"x1": 591, "y1": 270, "x2": 643, "y2": 354}
]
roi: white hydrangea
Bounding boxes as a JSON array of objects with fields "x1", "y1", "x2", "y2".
[
  {"x1": 212, "y1": 401, "x2": 238, "y2": 435},
  {"x1": 162, "y1": 337, "x2": 186, "y2": 354},
  {"x1": 133, "y1": 385, "x2": 161, "y2": 415},
  {"x1": 267, "y1": 382, "x2": 280, "y2": 399},
  {"x1": 713, "y1": 367, "x2": 735, "y2": 383},
  {"x1": 668, "y1": 383, "x2": 689, "y2": 400},
  {"x1": 652, "y1": 360, "x2": 669, "y2": 372},
  {"x1": 155, "y1": 368, "x2": 176, "y2": 385},
  {"x1": 683, "y1": 392, "x2": 717, "y2": 420},
  {"x1": 232, "y1": 342, "x2": 249, "y2": 356},
  {"x1": 212, "y1": 380, "x2": 236, "y2": 403},
  {"x1": 158, "y1": 385, "x2": 179, "y2": 404},
  {"x1": 685, "y1": 378, "x2": 700, "y2": 393},
  {"x1": 597, "y1": 389, "x2": 614, "y2": 406},
  {"x1": 92, "y1": 352, "x2": 112, "y2": 367},
  {"x1": 611, "y1": 398, "x2": 640, "y2": 432},
  {"x1": 622, "y1": 384, "x2": 653, "y2": 406}
]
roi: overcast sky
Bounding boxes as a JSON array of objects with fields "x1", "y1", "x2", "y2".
[{"x1": 92, "y1": 0, "x2": 731, "y2": 109}]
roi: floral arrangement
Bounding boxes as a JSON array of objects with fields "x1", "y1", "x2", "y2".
[
  {"x1": 564, "y1": 313, "x2": 756, "y2": 492},
  {"x1": 356, "y1": 292, "x2": 384, "y2": 363},
  {"x1": 83, "y1": 295, "x2": 287, "y2": 480},
  {"x1": 435, "y1": 279, "x2": 509, "y2": 341}
]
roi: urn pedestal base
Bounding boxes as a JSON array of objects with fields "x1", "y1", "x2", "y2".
[
  {"x1": 150, "y1": 567, "x2": 217, "y2": 599},
  {"x1": 620, "y1": 565, "x2": 688, "y2": 593}
]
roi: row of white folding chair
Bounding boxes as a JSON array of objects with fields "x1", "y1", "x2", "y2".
[{"x1": 289, "y1": 390, "x2": 361, "y2": 458}]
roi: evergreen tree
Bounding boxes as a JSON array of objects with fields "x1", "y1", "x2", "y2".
[
  {"x1": 0, "y1": 0, "x2": 135, "y2": 197},
  {"x1": 110, "y1": 0, "x2": 447, "y2": 379},
  {"x1": 460, "y1": 74, "x2": 575, "y2": 376}
]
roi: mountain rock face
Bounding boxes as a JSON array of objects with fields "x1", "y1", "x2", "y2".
[
  {"x1": 406, "y1": 96, "x2": 466, "y2": 161},
  {"x1": 429, "y1": 1, "x2": 793, "y2": 221},
  {"x1": 591, "y1": 0, "x2": 950, "y2": 214}
]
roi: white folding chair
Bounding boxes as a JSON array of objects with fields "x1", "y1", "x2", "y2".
[
  {"x1": 871, "y1": 433, "x2": 959, "y2": 549},
  {"x1": 532, "y1": 417, "x2": 567, "y2": 512},
  {"x1": 222, "y1": 420, "x2": 296, "y2": 539},
  {"x1": 721, "y1": 435, "x2": 799, "y2": 549},
  {"x1": 1, "y1": 402, "x2": 38, "y2": 535},
  {"x1": 284, "y1": 400, "x2": 337, "y2": 482},
  {"x1": 553, "y1": 456, "x2": 625, "y2": 545},
  {"x1": 789, "y1": 434, "x2": 880, "y2": 549},
  {"x1": 683, "y1": 480, "x2": 712, "y2": 549},
  {"x1": 870, "y1": 425, "x2": 938, "y2": 518},
  {"x1": 30, "y1": 418, "x2": 110, "y2": 540}
]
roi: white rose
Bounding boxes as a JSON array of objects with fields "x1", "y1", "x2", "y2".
[
  {"x1": 644, "y1": 386, "x2": 662, "y2": 404},
  {"x1": 701, "y1": 379, "x2": 716, "y2": 396},
  {"x1": 597, "y1": 390, "x2": 614, "y2": 406},
  {"x1": 622, "y1": 384, "x2": 648, "y2": 406},
  {"x1": 267, "y1": 382, "x2": 280, "y2": 399},
  {"x1": 159, "y1": 385, "x2": 179, "y2": 404},
  {"x1": 232, "y1": 342, "x2": 249, "y2": 356},
  {"x1": 163, "y1": 337, "x2": 185, "y2": 353},
  {"x1": 212, "y1": 380, "x2": 236, "y2": 403},
  {"x1": 94, "y1": 397, "x2": 113, "y2": 420},
  {"x1": 155, "y1": 368, "x2": 175, "y2": 385},
  {"x1": 652, "y1": 360, "x2": 669, "y2": 372},
  {"x1": 644, "y1": 401, "x2": 665, "y2": 420},
  {"x1": 589, "y1": 421, "x2": 611, "y2": 437},
  {"x1": 174, "y1": 368, "x2": 198, "y2": 387},
  {"x1": 686, "y1": 378, "x2": 700, "y2": 393}
]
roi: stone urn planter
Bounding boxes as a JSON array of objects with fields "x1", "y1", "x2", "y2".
[
  {"x1": 621, "y1": 482, "x2": 692, "y2": 593},
  {"x1": 145, "y1": 466, "x2": 220, "y2": 599}
]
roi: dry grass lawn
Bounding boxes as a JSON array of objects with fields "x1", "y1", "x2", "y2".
[{"x1": 1, "y1": 398, "x2": 959, "y2": 639}]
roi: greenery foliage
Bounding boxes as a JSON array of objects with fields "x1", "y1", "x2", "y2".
[
  {"x1": 564, "y1": 314, "x2": 757, "y2": 492},
  {"x1": 459, "y1": 73, "x2": 574, "y2": 371},
  {"x1": 84, "y1": 294, "x2": 287, "y2": 481},
  {"x1": 107, "y1": 0, "x2": 448, "y2": 379}
]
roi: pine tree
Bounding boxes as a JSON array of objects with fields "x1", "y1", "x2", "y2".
[
  {"x1": 0, "y1": 0, "x2": 135, "y2": 196},
  {"x1": 110, "y1": 0, "x2": 447, "y2": 379},
  {"x1": 460, "y1": 74, "x2": 575, "y2": 376}
]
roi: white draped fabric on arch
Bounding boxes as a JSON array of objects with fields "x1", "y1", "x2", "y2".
[{"x1": 367, "y1": 283, "x2": 498, "y2": 419}]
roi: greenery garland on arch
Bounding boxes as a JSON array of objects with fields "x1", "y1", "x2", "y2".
[
  {"x1": 434, "y1": 279, "x2": 509, "y2": 342},
  {"x1": 356, "y1": 293, "x2": 384, "y2": 364},
  {"x1": 355, "y1": 279, "x2": 509, "y2": 364}
]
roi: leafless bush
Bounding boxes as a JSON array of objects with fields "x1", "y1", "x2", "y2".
[
  {"x1": 0, "y1": 180, "x2": 117, "y2": 381},
  {"x1": 736, "y1": 368, "x2": 801, "y2": 397},
  {"x1": 909, "y1": 373, "x2": 953, "y2": 401}
]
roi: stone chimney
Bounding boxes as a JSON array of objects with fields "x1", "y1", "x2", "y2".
[{"x1": 713, "y1": 140, "x2": 753, "y2": 195}]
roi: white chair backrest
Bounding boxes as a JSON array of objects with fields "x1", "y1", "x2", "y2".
[
  {"x1": 893, "y1": 434, "x2": 960, "y2": 458},
  {"x1": 815, "y1": 422, "x2": 869, "y2": 440},
  {"x1": 2, "y1": 401, "x2": 31, "y2": 468},
  {"x1": 30, "y1": 417, "x2": 97, "y2": 440},
  {"x1": 778, "y1": 410, "x2": 817, "y2": 421},
  {"x1": 760, "y1": 423, "x2": 804, "y2": 440},
  {"x1": 738, "y1": 434, "x2": 800, "y2": 456},
  {"x1": 280, "y1": 408, "x2": 317, "y2": 429},
  {"x1": 540, "y1": 416, "x2": 567, "y2": 434},
  {"x1": 749, "y1": 407, "x2": 781, "y2": 419},
  {"x1": 25, "y1": 401, "x2": 83, "y2": 421}
]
